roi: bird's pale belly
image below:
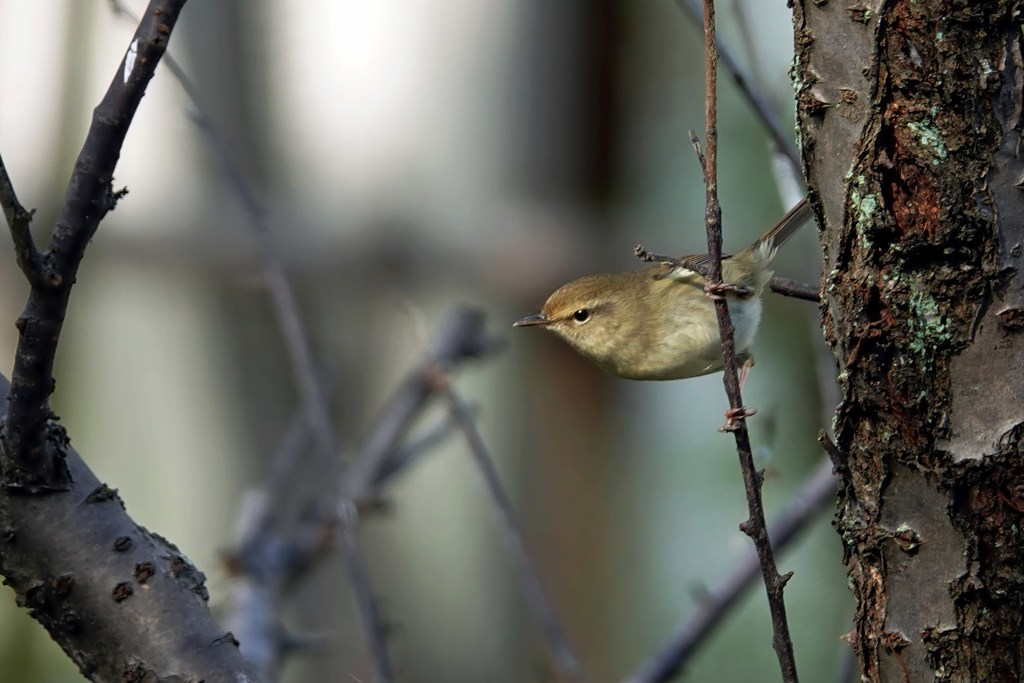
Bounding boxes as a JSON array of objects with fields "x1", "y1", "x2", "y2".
[{"x1": 607, "y1": 297, "x2": 763, "y2": 381}]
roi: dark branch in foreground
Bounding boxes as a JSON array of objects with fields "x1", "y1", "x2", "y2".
[
  {"x1": 623, "y1": 459, "x2": 836, "y2": 683},
  {"x1": 2, "y1": 0, "x2": 186, "y2": 493},
  {"x1": 0, "y1": 153, "x2": 42, "y2": 285},
  {"x1": 441, "y1": 380, "x2": 589, "y2": 683},
  {"x1": 0, "y1": 4, "x2": 265, "y2": 679},
  {"x1": 0, "y1": 373, "x2": 263, "y2": 681},
  {"x1": 694, "y1": 1, "x2": 799, "y2": 680}
]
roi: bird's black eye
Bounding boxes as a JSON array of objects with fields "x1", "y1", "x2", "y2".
[{"x1": 572, "y1": 309, "x2": 590, "y2": 322}]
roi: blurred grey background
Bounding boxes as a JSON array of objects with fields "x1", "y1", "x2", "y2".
[{"x1": 0, "y1": 1, "x2": 846, "y2": 681}]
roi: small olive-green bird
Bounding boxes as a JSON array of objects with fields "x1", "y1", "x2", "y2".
[{"x1": 514, "y1": 199, "x2": 812, "y2": 381}]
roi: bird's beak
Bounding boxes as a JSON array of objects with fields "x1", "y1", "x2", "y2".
[{"x1": 513, "y1": 312, "x2": 551, "y2": 327}]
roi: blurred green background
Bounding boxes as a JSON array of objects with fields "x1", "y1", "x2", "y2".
[{"x1": 0, "y1": 1, "x2": 847, "y2": 681}]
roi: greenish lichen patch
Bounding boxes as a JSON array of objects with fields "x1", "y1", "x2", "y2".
[
  {"x1": 850, "y1": 178, "x2": 880, "y2": 239},
  {"x1": 906, "y1": 283, "x2": 953, "y2": 358},
  {"x1": 906, "y1": 120, "x2": 949, "y2": 163}
]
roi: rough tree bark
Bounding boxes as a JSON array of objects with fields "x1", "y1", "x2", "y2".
[{"x1": 794, "y1": 1, "x2": 1024, "y2": 681}]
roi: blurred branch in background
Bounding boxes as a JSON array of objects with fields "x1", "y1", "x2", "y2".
[
  {"x1": 106, "y1": 2, "x2": 400, "y2": 678},
  {"x1": 623, "y1": 458, "x2": 836, "y2": 683},
  {"x1": 442, "y1": 380, "x2": 590, "y2": 683},
  {"x1": 344, "y1": 309, "x2": 503, "y2": 504},
  {"x1": 113, "y1": 1, "x2": 583, "y2": 680},
  {"x1": 227, "y1": 308, "x2": 502, "y2": 681}
]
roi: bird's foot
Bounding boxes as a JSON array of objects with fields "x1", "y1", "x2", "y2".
[
  {"x1": 705, "y1": 282, "x2": 752, "y2": 300},
  {"x1": 719, "y1": 406, "x2": 757, "y2": 432}
]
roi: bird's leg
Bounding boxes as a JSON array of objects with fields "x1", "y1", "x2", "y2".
[
  {"x1": 720, "y1": 355, "x2": 757, "y2": 432},
  {"x1": 737, "y1": 355, "x2": 754, "y2": 392}
]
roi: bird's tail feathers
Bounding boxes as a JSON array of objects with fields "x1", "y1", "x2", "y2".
[{"x1": 749, "y1": 197, "x2": 813, "y2": 262}]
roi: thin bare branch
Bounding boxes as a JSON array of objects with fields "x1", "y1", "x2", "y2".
[
  {"x1": 337, "y1": 502, "x2": 394, "y2": 683},
  {"x1": 674, "y1": 0, "x2": 800, "y2": 176},
  {"x1": 226, "y1": 374, "x2": 338, "y2": 681},
  {"x1": 818, "y1": 430, "x2": 847, "y2": 475},
  {"x1": 696, "y1": 1, "x2": 799, "y2": 680},
  {"x1": 225, "y1": 309, "x2": 499, "y2": 680},
  {"x1": 769, "y1": 277, "x2": 820, "y2": 302},
  {"x1": 0, "y1": 152, "x2": 42, "y2": 285},
  {"x1": 366, "y1": 403, "x2": 479, "y2": 497}
]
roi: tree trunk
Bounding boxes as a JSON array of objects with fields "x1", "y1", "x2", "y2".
[{"x1": 793, "y1": 1, "x2": 1024, "y2": 680}]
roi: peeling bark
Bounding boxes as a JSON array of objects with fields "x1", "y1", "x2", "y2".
[{"x1": 793, "y1": 1, "x2": 1024, "y2": 680}]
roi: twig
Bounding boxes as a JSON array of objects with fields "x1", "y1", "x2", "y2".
[
  {"x1": 226, "y1": 375, "x2": 340, "y2": 681},
  {"x1": 337, "y1": 501, "x2": 394, "y2": 683},
  {"x1": 0, "y1": 152, "x2": 42, "y2": 285},
  {"x1": 227, "y1": 497, "x2": 332, "y2": 682},
  {"x1": 634, "y1": 246, "x2": 819, "y2": 304},
  {"x1": 226, "y1": 309, "x2": 498, "y2": 680},
  {"x1": 367, "y1": 404, "x2": 479, "y2": 495},
  {"x1": 695, "y1": 1, "x2": 799, "y2": 681},
  {"x1": 623, "y1": 459, "x2": 836, "y2": 683},
  {"x1": 242, "y1": 370, "x2": 339, "y2": 545},
  {"x1": 229, "y1": 380, "x2": 338, "y2": 680},
  {"x1": 674, "y1": 0, "x2": 800, "y2": 177},
  {"x1": 769, "y1": 277, "x2": 820, "y2": 302},
  {"x1": 817, "y1": 430, "x2": 847, "y2": 475},
  {"x1": 441, "y1": 381, "x2": 588, "y2": 683},
  {"x1": 344, "y1": 308, "x2": 501, "y2": 503},
  {"x1": 107, "y1": 3, "x2": 394, "y2": 677},
  {"x1": 2, "y1": 0, "x2": 186, "y2": 495}
]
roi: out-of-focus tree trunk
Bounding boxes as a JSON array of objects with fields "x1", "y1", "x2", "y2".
[{"x1": 793, "y1": 1, "x2": 1024, "y2": 680}]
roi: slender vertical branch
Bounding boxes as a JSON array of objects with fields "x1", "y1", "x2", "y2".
[
  {"x1": 674, "y1": 0, "x2": 800, "y2": 176},
  {"x1": 0, "y1": 152, "x2": 42, "y2": 285},
  {"x1": 696, "y1": 1, "x2": 799, "y2": 681},
  {"x1": 2, "y1": 0, "x2": 187, "y2": 494}
]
